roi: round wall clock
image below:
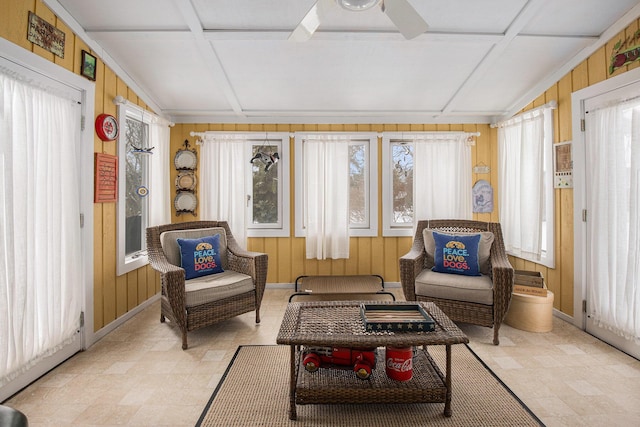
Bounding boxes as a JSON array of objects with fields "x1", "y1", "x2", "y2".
[
  {"x1": 95, "y1": 113, "x2": 119, "y2": 141},
  {"x1": 174, "y1": 149, "x2": 197, "y2": 170}
]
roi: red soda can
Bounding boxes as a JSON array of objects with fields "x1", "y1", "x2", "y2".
[{"x1": 385, "y1": 346, "x2": 413, "y2": 381}]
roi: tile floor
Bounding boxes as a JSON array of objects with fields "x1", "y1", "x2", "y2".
[{"x1": 4, "y1": 287, "x2": 640, "y2": 426}]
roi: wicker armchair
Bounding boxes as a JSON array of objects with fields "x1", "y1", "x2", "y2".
[
  {"x1": 399, "y1": 219, "x2": 513, "y2": 345},
  {"x1": 146, "y1": 221, "x2": 268, "y2": 349}
]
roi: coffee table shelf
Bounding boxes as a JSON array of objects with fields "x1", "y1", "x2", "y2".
[{"x1": 295, "y1": 347, "x2": 447, "y2": 405}]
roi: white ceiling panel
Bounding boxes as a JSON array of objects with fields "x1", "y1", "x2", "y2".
[
  {"x1": 57, "y1": 0, "x2": 187, "y2": 30},
  {"x1": 461, "y1": 35, "x2": 597, "y2": 112},
  {"x1": 521, "y1": 0, "x2": 640, "y2": 36},
  {"x1": 95, "y1": 37, "x2": 232, "y2": 111},
  {"x1": 412, "y1": 0, "x2": 528, "y2": 33},
  {"x1": 48, "y1": 0, "x2": 640, "y2": 123},
  {"x1": 214, "y1": 39, "x2": 493, "y2": 112}
]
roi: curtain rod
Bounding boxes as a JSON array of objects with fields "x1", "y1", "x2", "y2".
[
  {"x1": 491, "y1": 100, "x2": 557, "y2": 128},
  {"x1": 113, "y1": 95, "x2": 174, "y2": 127},
  {"x1": 190, "y1": 130, "x2": 480, "y2": 139}
]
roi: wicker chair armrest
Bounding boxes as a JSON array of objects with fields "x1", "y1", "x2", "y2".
[
  {"x1": 399, "y1": 249, "x2": 424, "y2": 301},
  {"x1": 490, "y1": 250, "x2": 514, "y2": 322},
  {"x1": 147, "y1": 250, "x2": 186, "y2": 290},
  {"x1": 228, "y1": 250, "x2": 268, "y2": 307},
  {"x1": 227, "y1": 249, "x2": 264, "y2": 277}
]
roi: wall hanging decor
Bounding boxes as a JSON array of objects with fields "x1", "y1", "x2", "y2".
[
  {"x1": 27, "y1": 12, "x2": 65, "y2": 58},
  {"x1": 472, "y1": 179, "x2": 493, "y2": 213},
  {"x1": 174, "y1": 139, "x2": 197, "y2": 215},
  {"x1": 81, "y1": 50, "x2": 97, "y2": 81},
  {"x1": 94, "y1": 153, "x2": 118, "y2": 203},
  {"x1": 473, "y1": 162, "x2": 490, "y2": 174},
  {"x1": 95, "y1": 113, "x2": 118, "y2": 141},
  {"x1": 609, "y1": 30, "x2": 640, "y2": 74},
  {"x1": 554, "y1": 141, "x2": 573, "y2": 188}
]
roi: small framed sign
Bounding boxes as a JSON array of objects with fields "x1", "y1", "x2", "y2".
[
  {"x1": 81, "y1": 50, "x2": 97, "y2": 81},
  {"x1": 94, "y1": 153, "x2": 118, "y2": 203},
  {"x1": 27, "y1": 12, "x2": 65, "y2": 58},
  {"x1": 554, "y1": 141, "x2": 573, "y2": 188}
]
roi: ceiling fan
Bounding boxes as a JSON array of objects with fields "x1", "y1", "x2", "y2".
[{"x1": 289, "y1": 0, "x2": 428, "y2": 41}]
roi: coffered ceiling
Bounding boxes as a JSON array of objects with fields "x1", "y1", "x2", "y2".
[{"x1": 46, "y1": 0, "x2": 640, "y2": 124}]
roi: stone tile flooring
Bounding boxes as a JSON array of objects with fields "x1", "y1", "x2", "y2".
[{"x1": 4, "y1": 288, "x2": 640, "y2": 426}]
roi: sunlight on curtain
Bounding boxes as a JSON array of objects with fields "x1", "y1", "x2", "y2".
[
  {"x1": 303, "y1": 137, "x2": 350, "y2": 259},
  {"x1": 148, "y1": 121, "x2": 170, "y2": 227},
  {"x1": 0, "y1": 69, "x2": 83, "y2": 387},
  {"x1": 498, "y1": 109, "x2": 548, "y2": 260},
  {"x1": 413, "y1": 134, "x2": 472, "y2": 220},
  {"x1": 199, "y1": 135, "x2": 247, "y2": 246},
  {"x1": 585, "y1": 99, "x2": 640, "y2": 342}
]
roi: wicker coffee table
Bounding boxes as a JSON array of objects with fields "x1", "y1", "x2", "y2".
[{"x1": 276, "y1": 300, "x2": 469, "y2": 420}]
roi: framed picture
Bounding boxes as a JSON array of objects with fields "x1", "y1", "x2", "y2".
[
  {"x1": 553, "y1": 141, "x2": 573, "y2": 188},
  {"x1": 81, "y1": 50, "x2": 97, "y2": 81}
]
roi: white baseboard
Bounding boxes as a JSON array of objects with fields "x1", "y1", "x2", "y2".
[
  {"x1": 90, "y1": 294, "x2": 160, "y2": 346},
  {"x1": 553, "y1": 307, "x2": 576, "y2": 326}
]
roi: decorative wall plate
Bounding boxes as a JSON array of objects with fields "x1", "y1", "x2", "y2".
[
  {"x1": 174, "y1": 149, "x2": 197, "y2": 170},
  {"x1": 95, "y1": 113, "x2": 119, "y2": 141},
  {"x1": 174, "y1": 191, "x2": 197, "y2": 214},
  {"x1": 175, "y1": 172, "x2": 196, "y2": 191}
]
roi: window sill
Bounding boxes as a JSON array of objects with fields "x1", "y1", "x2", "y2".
[{"x1": 117, "y1": 254, "x2": 148, "y2": 276}]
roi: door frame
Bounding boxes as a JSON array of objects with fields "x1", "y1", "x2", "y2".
[
  {"x1": 0, "y1": 38, "x2": 95, "y2": 400},
  {"x1": 572, "y1": 66, "x2": 640, "y2": 358}
]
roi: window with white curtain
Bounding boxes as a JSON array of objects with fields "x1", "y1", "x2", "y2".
[
  {"x1": 381, "y1": 132, "x2": 473, "y2": 237},
  {"x1": 116, "y1": 101, "x2": 171, "y2": 276},
  {"x1": 294, "y1": 133, "x2": 378, "y2": 248},
  {"x1": 497, "y1": 104, "x2": 555, "y2": 268},
  {"x1": 198, "y1": 132, "x2": 290, "y2": 245}
]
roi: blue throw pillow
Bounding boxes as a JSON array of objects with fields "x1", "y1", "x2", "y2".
[
  {"x1": 432, "y1": 231, "x2": 481, "y2": 276},
  {"x1": 177, "y1": 234, "x2": 224, "y2": 280}
]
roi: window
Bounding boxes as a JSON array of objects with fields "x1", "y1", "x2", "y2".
[
  {"x1": 294, "y1": 133, "x2": 378, "y2": 238},
  {"x1": 198, "y1": 132, "x2": 290, "y2": 241},
  {"x1": 247, "y1": 134, "x2": 290, "y2": 237},
  {"x1": 385, "y1": 139, "x2": 414, "y2": 232},
  {"x1": 497, "y1": 104, "x2": 555, "y2": 268},
  {"x1": 382, "y1": 132, "x2": 473, "y2": 236},
  {"x1": 116, "y1": 101, "x2": 170, "y2": 275}
]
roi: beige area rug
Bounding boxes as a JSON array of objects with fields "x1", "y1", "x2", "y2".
[{"x1": 196, "y1": 345, "x2": 544, "y2": 427}]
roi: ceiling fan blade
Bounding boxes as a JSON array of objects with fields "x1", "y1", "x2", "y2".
[
  {"x1": 382, "y1": 0, "x2": 428, "y2": 40},
  {"x1": 288, "y1": 0, "x2": 335, "y2": 42}
]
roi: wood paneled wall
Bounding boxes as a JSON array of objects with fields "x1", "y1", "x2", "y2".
[
  {"x1": 170, "y1": 123, "x2": 497, "y2": 285},
  {"x1": 3, "y1": 0, "x2": 639, "y2": 328},
  {"x1": 1, "y1": 0, "x2": 160, "y2": 332},
  {"x1": 510, "y1": 18, "x2": 640, "y2": 316}
]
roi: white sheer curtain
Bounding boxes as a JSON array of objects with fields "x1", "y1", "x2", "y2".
[
  {"x1": 199, "y1": 134, "x2": 247, "y2": 246},
  {"x1": 585, "y1": 99, "x2": 640, "y2": 341},
  {"x1": 0, "y1": 69, "x2": 83, "y2": 387},
  {"x1": 148, "y1": 121, "x2": 170, "y2": 227},
  {"x1": 413, "y1": 134, "x2": 472, "y2": 220},
  {"x1": 303, "y1": 136, "x2": 350, "y2": 259},
  {"x1": 498, "y1": 108, "x2": 549, "y2": 260}
]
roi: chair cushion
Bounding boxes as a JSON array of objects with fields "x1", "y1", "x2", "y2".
[
  {"x1": 177, "y1": 234, "x2": 224, "y2": 280},
  {"x1": 415, "y1": 269, "x2": 494, "y2": 305},
  {"x1": 160, "y1": 227, "x2": 228, "y2": 269},
  {"x1": 185, "y1": 270, "x2": 254, "y2": 307},
  {"x1": 423, "y1": 229, "x2": 494, "y2": 275}
]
